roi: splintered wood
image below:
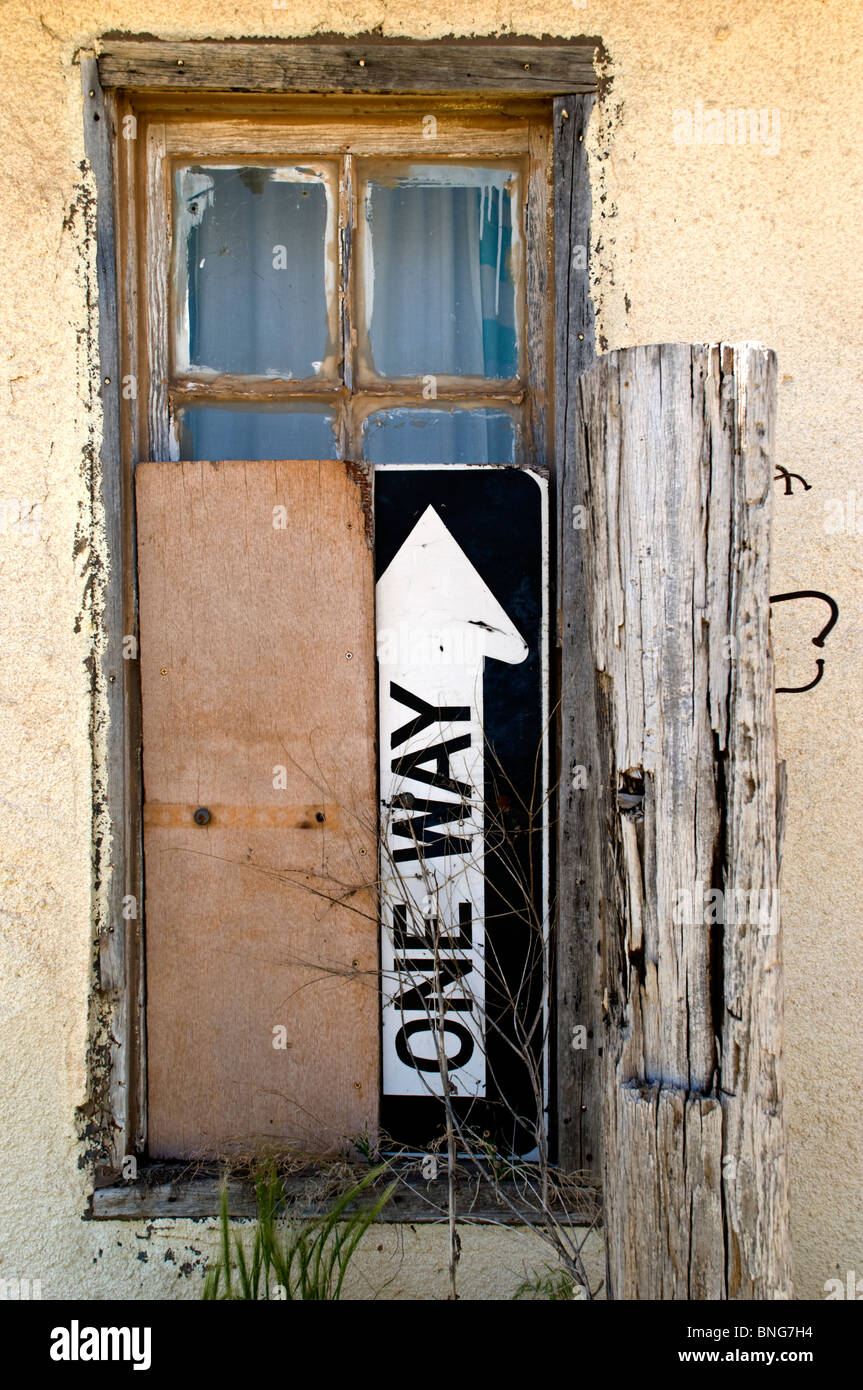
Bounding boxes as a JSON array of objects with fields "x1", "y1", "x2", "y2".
[
  {"x1": 573, "y1": 344, "x2": 791, "y2": 1299},
  {"x1": 136, "y1": 459, "x2": 378, "y2": 1159}
]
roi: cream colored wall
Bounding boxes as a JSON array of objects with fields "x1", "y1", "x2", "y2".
[{"x1": 0, "y1": 0, "x2": 859, "y2": 1301}]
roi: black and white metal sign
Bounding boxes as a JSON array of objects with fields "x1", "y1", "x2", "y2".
[{"x1": 375, "y1": 466, "x2": 548, "y2": 1150}]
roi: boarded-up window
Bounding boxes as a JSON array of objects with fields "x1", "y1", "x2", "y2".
[{"x1": 129, "y1": 98, "x2": 554, "y2": 1161}]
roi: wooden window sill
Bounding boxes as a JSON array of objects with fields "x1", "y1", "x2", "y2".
[{"x1": 89, "y1": 1163, "x2": 601, "y2": 1225}]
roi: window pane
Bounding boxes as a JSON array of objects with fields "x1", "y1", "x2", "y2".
[
  {"x1": 361, "y1": 165, "x2": 520, "y2": 380},
  {"x1": 174, "y1": 165, "x2": 337, "y2": 379},
  {"x1": 176, "y1": 404, "x2": 338, "y2": 461},
  {"x1": 361, "y1": 407, "x2": 516, "y2": 465}
]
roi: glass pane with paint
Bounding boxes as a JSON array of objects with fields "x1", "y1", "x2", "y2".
[
  {"x1": 360, "y1": 164, "x2": 521, "y2": 381},
  {"x1": 173, "y1": 164, "x2": 338, "y2": 380},
  {"x1": 176, "y1": 403, "x2": 338, "y2": 461},
  {"x1": 362, "y1": 407, "x2": 517, "y2": 465}
]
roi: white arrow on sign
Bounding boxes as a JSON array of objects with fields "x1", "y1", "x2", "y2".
[{"x1": 376, "y1": 505, "x2": 528, "y2": 1097}]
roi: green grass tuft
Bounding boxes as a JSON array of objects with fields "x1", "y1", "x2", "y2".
[{"x1": 202, "y1": 1161, "x2": 396, "y2": 1301}]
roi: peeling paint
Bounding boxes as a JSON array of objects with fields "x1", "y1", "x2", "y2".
[{"x1": 344, "y1": 457, "x2": 374, "y2": 547}]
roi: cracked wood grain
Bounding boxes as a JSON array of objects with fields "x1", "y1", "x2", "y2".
[
  {"x1": 575, "y1": 343, "x2": 791, "y2": 1299},
  {"x1": 97, "y1": 39, "x2": 599, "y2": 95}
]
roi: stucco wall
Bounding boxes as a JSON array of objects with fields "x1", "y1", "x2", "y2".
[{"x1": 0, "y1": 1, "x2": 860, "y2": 1301}]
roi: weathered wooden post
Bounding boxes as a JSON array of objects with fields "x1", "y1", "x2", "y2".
[{"x1": 572, "y1": 343, "x2": 791, "y2": 1298}]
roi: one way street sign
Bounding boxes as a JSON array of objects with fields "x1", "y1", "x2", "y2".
[{"x1": 375, "y1": 466, "x2": 548, "y2": 1152}]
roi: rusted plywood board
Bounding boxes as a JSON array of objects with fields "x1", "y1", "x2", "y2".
[{"x1": 136, "y1": 459, "x2": 378, "y2": 1160}]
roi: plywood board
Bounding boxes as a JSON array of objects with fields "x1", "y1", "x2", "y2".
[{"x1": 136, "y1": 459, "x2": 378, "y2": 1159}]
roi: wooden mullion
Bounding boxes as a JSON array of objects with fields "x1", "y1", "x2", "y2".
[
  {"x1": 81, "y1": 57, "x2": 138, "y2": 1177},
  {"x1": 144, "y1": 119, "x2": 172, "y2": 460},
  {"x1": 554, "y1": 92, "x2": 600, "y2": 1181},
  {"x1": 115, "y1": 94, "x2": 149, "y2": 1159},
  {"x1": 341, "y1": 152, "x2": 356, "y2": 460},
  {"x1": 116, "y1": 94, "x2": 148, "y2": 1160}
]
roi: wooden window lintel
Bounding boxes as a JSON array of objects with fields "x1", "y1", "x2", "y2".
[{"x1": 96, "y1": 36, "x2": 600, "y2": 95}]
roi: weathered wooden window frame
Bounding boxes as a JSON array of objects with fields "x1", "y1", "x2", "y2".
[
  {"x1": 137, "y1": 101, "x2": 553, "y2": 468},
  {"x1": 81, "y1": 37, "x2": 600, "y2": 1218}
]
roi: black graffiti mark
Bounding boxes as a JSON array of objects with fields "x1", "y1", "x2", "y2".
[
  {"x1": 770, "y1": 590, "x2": 839, "y2": 647},
  {"x1": 774, "y1": 466, "x2": 812, "y2": 495},
  {"x1": 777, "y1": 659, "x2": 826, "y2": 694},
  {"x1": 770, "y1": 590, "x2": 839, "y2": 693}
]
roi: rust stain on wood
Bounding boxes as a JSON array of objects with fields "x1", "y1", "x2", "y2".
[{"x1": 343, "y1": 458, "x2": 374, "y2": 547}]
